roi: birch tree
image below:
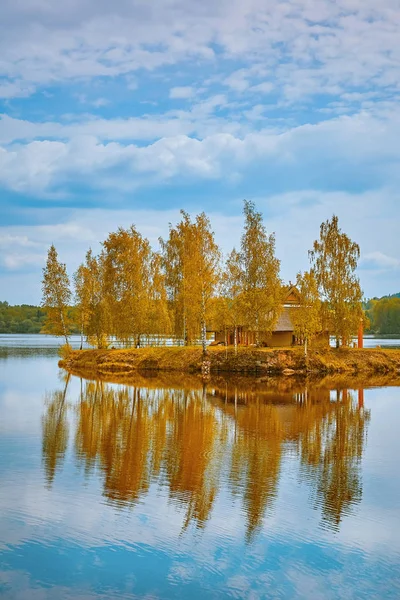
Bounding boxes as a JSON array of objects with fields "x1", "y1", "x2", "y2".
[
  {"x1": 309, "y1": 215, "x2": 363, "y2": 347},
  {"x1": 291, "y1": 270, "x2": 322, "y2": 357},
  {"x1": 221, "y1": 248, "x2": 243, "y2": 353},
  {"x1": 74, "y1": 249, "x2": 108, "y2": 349},
  {"x1": 102, "y1": 226, "x2": 152, "y2": 346},
  {"x1": 74, "y1": 263, "x2": 87, "y2": 349},
  {"x1": 147, "y1": 252, "x2": 171, "y2": 342},
  {"x1": 160, "y1": 211, "x2": 220, "y2": 351},
  {"x1": 42, "y1": 244, "x2": 72, "y2": 345},
  {"x1": 240, "y1": 200, "x2": 282, "y2": 345},
  {"x1": 160, "y1": 223, "x2": 186, "y2": 342},
  {"x1": 193, "y1": 212, "x2": 221, "y2": 354}
]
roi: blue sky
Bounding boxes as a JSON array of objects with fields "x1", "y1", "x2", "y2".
[{"x1": 1, "y1": 0, "x2": 400, "y2": 304}]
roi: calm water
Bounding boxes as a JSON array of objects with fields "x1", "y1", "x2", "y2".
[{"x1": 1, "y1": 341, "x2": 400, "y2": 599}]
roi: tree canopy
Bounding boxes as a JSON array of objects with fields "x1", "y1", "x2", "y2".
[
  {"x1": 41, "y1": 244, "x2": 73, "y2": 344},
  {"x1": 309, "y1": 215, "x2": 363, "y2": 346},
  {"x1": 5, "y1": 202, "x2": 384, "y2": 347}
]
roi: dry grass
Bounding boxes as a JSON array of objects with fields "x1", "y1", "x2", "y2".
[{"x1": 59, "y1": 345, "x2": 400, "y2": 381}]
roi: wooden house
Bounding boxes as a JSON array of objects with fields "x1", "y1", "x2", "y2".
[{"x1": 213, "y1": 285, "x2": 328, "y2": 348}]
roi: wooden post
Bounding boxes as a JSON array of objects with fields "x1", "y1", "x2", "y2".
[{"x1": 358, "y1": 320, "x2": 364, "y2": 349}]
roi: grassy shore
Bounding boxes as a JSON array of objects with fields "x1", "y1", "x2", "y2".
[{"x1": 59, "y1": 345, "x2": 400, "y2": 378}]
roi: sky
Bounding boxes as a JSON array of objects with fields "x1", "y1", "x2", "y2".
[{"x1": 1, "y1": 0, "x2": 400, "y2": 304}]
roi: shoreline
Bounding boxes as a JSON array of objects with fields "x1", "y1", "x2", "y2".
[{"x1": 59, "y1": 346, "x2": 400, "y2": 379}]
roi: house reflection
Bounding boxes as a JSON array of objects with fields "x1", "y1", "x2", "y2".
[{"x1": 42, "y1": 376, "x2": 370, "y2": 537}]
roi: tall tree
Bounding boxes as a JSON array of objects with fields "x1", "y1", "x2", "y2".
[
  {"x1": 291, "y1": 270, "x2": 322, "y2": 357},
  {"x1": 160, "y1": 211, "x2": 220, "y2": 351},
  {"x1": 221, "y1": 248, "x2": 243, "y2": 353},
  {"x1": 73, "y1": 263, "x2": 88, "y2": 349},
  {"x1": 42, "y1": 244, "x2": 72, "y2": 345},
  {"x1": 74, "y1": 249, "x2": 108, "y2": 349},
  {"x1": 240, "y1": 200, "x2": 282, "y2": 345},
  {"x1": 160, "y1": 223, "x2": 186, "y2": 342},
  {"x1": 309, "y1": 215, "x2": 363, "y2": 347},
  {"x1": 102, "y1": 226, "x2": 152, "y2": 346},
  {"x1": 192, "y1": 212, "x2": 221, "y2": 354},
  {"x1": 147, "y1": 252, "x2": 171, "y2": 342}
]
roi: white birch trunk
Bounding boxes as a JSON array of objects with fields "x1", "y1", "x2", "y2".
[
  {"x1": 201, "y1": 319, "x2": 207, "y2": 356},
  {"x1": 60, "y1": 307, "x2": 69, "y2": 346}
]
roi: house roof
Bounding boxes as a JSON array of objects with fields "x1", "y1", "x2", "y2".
[
  {"x1": 274, "y1": 307, "x2": 295, "y2": 332},
  {"x1": 283, "y1": 285, "x2": 301, "y2": 305}
]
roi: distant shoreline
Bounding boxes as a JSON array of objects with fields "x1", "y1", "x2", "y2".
[{"x1": 59, "y1": 346, "x2": 400, "y2": 378}]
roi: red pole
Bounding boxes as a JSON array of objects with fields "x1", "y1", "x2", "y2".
[{"x1": 358, "y1": 320, "x2": 364, "y2": 349}]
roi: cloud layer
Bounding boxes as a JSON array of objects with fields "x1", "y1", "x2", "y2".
[{"x1": 0, "y1": 0, "x2": 400, "y2": 301}]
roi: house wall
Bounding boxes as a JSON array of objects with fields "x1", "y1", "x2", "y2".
[
  {"x1": 214, "y1": 329, "x2": 294, "y2": 347},
  {"x1": 265, "y1": 331, "x2": 293, "y2": 347}
]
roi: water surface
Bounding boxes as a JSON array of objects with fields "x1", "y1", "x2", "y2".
[{"x1": 0, "y1": 339, "x2": 400, "y2": 599}]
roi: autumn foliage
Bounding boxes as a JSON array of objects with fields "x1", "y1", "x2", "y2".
[{"x1": 41, "y1": 203, "x2": 366, "y2": 349}]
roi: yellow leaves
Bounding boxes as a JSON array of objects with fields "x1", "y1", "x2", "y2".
[
  {"x1": 101, "y1": 226, "x2": 153, "y2": 344},
  {"x1": 63, "y1": 204, "x2": 366, "y2": 351},
  {"x1": 240, "y1": 200, "x2": 282, "y2": 339},
  {"x1": 42, "y1": 244, "x2": 72, "y2": 343},
  {"x1": 309, "y1": 215, "x2": 363, "y2": 345},
  {"x1": 160, "y1": 211, "x2": 220, "y2": 349},
  {"x1": 292, "y1": 270, "x2": 322, "y2": 353}
]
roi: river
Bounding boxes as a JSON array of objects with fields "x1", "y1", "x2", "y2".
[{"x1": 0, "y1": 337, "x2": 400, "y2": 599}]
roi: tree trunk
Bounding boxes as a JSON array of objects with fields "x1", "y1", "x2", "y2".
[
  {"x1": 201, "y1": 319, "x2": 207, "y2": 357},
  {"x1": 224, "y1": 327, "x2": 228, "y2": 359},
  {"x1": 60, "y1": 308, "x2": 69, "y2": 346},
  {"x1": 234, "y1": 326, "x2": 238, "y2": 355},
  {"x1": 183, "y1": 311, "x2": 187, "y2": 346}
]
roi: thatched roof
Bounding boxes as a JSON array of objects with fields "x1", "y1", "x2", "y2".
[{"x1": 274, "y1": 307, "x2": 295, "y2": 332}]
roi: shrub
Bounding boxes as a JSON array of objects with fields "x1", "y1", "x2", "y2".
[{"x1": 58, "y1": 343, "x2": 73, "y2": 359}]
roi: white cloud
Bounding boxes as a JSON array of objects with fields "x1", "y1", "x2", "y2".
[
  {"x1": 1, "y1": 187, "x2": 400, "y2": 303},
  {"x1": 1, "y1": 252, "x2": 46, "y2": 270},
  {"x1": 0, "y1": 234, "x2": 39, "y2": 248},
  {"x1": 1, "y1": 107, "x2": 400, "y2": 194},
  {"x1": 0, "y1": 0, "x2": 399, "y2": 104},
  {"x1": 361, "y1": 252, "x2": 400, "y2": 270},
  {"x1": 250, "y1": 82, "x2": 274, "y2": 94},
  {"x1": 169, "y1": 86, "x2": 196, "y2": 99}
]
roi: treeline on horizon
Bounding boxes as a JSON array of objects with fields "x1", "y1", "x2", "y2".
[
  {"x1": 3, "y1": 295, "x2": 400, "y2": 336},
  {"x1": 3, "y1": 294, "x2": 400, "y2": 336},
  {"x1": 0, "y1": 302, "x2": 80, "y2": 335},
  {"x1": 40, "y1": 200, "x2": 371, "y2": 351}
]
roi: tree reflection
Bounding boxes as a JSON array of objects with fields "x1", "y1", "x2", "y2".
[
  {"x1": 164, "y1": 388, "x2": 222, "y2": 529},
  {"x1": 228, "y1": 402, "x2": 282, "y2": 541},
  {"x1": 42, "y1": 373, "x2": 70, "y2": 486},
  {"x1": 295, "y1": 388, "x2": 370, "y2": 529},
  {"x1": 42, "y1": 376, "x2": 370, "y2": 535}
]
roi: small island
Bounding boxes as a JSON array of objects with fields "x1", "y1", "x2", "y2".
[
  {"x1": 59, "y1": 345, "x2": 400, "y2": 380},
  {"x1": 38, "y1": 201, "x2": 400, "y2": 380}
]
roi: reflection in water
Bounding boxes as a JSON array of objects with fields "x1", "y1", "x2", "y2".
[
  {"x1": 296, "y1": 389, "x2": 369, "y2": 530},
  {"x1": 42, "y1": 377, "x2": 370, "y2": 538},
  {"x1": 42, "y1": 373, "x2": 70, "y2": 486}
]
